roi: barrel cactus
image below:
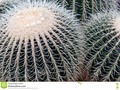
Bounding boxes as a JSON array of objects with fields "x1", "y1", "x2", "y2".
[
  {"x1": 0, "y1": 0, "x2": 84, "y2": 81},
  {"x1": 85, "y1": 9, "x2": 120, "y2": 81},
  {"x1": 63, "y1": 0, "x2": 117, "y2": 21}
]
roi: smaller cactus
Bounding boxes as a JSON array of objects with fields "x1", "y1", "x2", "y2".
[
  {"x1": 85, "y1": 9, "x2": 120, "y2": 81},
  {"x1": 0, "y1": 0, "x2": 85, "y2": 81}
]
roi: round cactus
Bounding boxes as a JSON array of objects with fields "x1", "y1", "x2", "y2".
[
  {"x1": 85, "y1": 10, "x2": 120, "y2": 81},
  {"x1": 0, "y1": 0, "x2": 84, "y2": 81}
]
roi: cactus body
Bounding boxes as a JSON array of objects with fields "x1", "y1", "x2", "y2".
[
  {"x1": 85, "y1": 10, "x2": 120, "y2": 81},
  {"x1": 64, "y1": 0, "x2": 117, "y2": 20},
  {"x1": 0, "y1": 0, "x2": 84, "y2": 81}
]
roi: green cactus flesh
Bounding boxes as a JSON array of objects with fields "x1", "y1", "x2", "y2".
[
  {"x1": 0, "y1": 0, "x2": 84, "y2": 81},
  {"x1": 85, "y1": 11, "x2": 120, "y2": 81},
  {"x1": 64, "y1": 0, "x2": 116, "y2": 21}
]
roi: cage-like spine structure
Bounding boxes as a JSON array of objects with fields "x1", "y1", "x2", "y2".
[
  {"x1": 85, "y1": 10, "x2": 120, "y2": 81},
  {"x1": 0, "y1": 0, "x2": 84, "y2": 81}
]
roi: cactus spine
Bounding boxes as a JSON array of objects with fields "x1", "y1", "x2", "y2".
[
  {"x1": 0, "y1": 0, "x2": 84, "y2": 81},
  {"x1": 62, "y1": 0, "x2": 117, "y2": 21},
  {"x1": 85, "y1": 10, "x2": 120, "y2": 81}
]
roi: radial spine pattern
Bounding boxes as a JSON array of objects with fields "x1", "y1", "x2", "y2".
[
  {"x1": 85, "y1": 10, "x2": 120, "y2": 81},
  {"x1": 0, "y1": 0, "x2": 84, "y2": 81}
]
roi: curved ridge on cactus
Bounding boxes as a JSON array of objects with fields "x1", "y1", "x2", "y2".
[
  {"x1": 64, "y1": 0, "x2": 117, "y2": 20},
  {"x1": 0, "y1": 0, "x2": 84, "y2": 81},
  {"x1": 85, "y1": 10, "x2": 120, "y2": 81}
]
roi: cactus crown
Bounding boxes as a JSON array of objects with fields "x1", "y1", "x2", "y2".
[
  {"x1": 113, "y1": 15, "x2": 120, "y2": 33},
  {"x1": 7, "y1": 7, "x2": 55, "y2": 39}
]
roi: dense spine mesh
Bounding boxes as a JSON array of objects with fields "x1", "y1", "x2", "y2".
[
  {"x1": 0, "y1": 0, "x2": 84, "y2": 81},
  {"x1": 85, "y1": 11, "x2": 120, "y2": 81}
]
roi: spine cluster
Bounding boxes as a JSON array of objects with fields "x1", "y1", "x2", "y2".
[
  {"x1": 85, "y1": 10, "x2": 120, "y2": 81},
  {"x1": 0, "y1": 0, "x2": 84, "y2": 81}
]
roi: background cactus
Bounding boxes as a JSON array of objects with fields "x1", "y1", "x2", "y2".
[
  {"x1": 0, "y1": 0, "x2": 84, "y2": 81},
  {"x1": 85, "y1": 10, "x2": 120, "y2": 81},
  {"x1": 58, "y1": 0, "x2": 117, "y2": 21}
]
